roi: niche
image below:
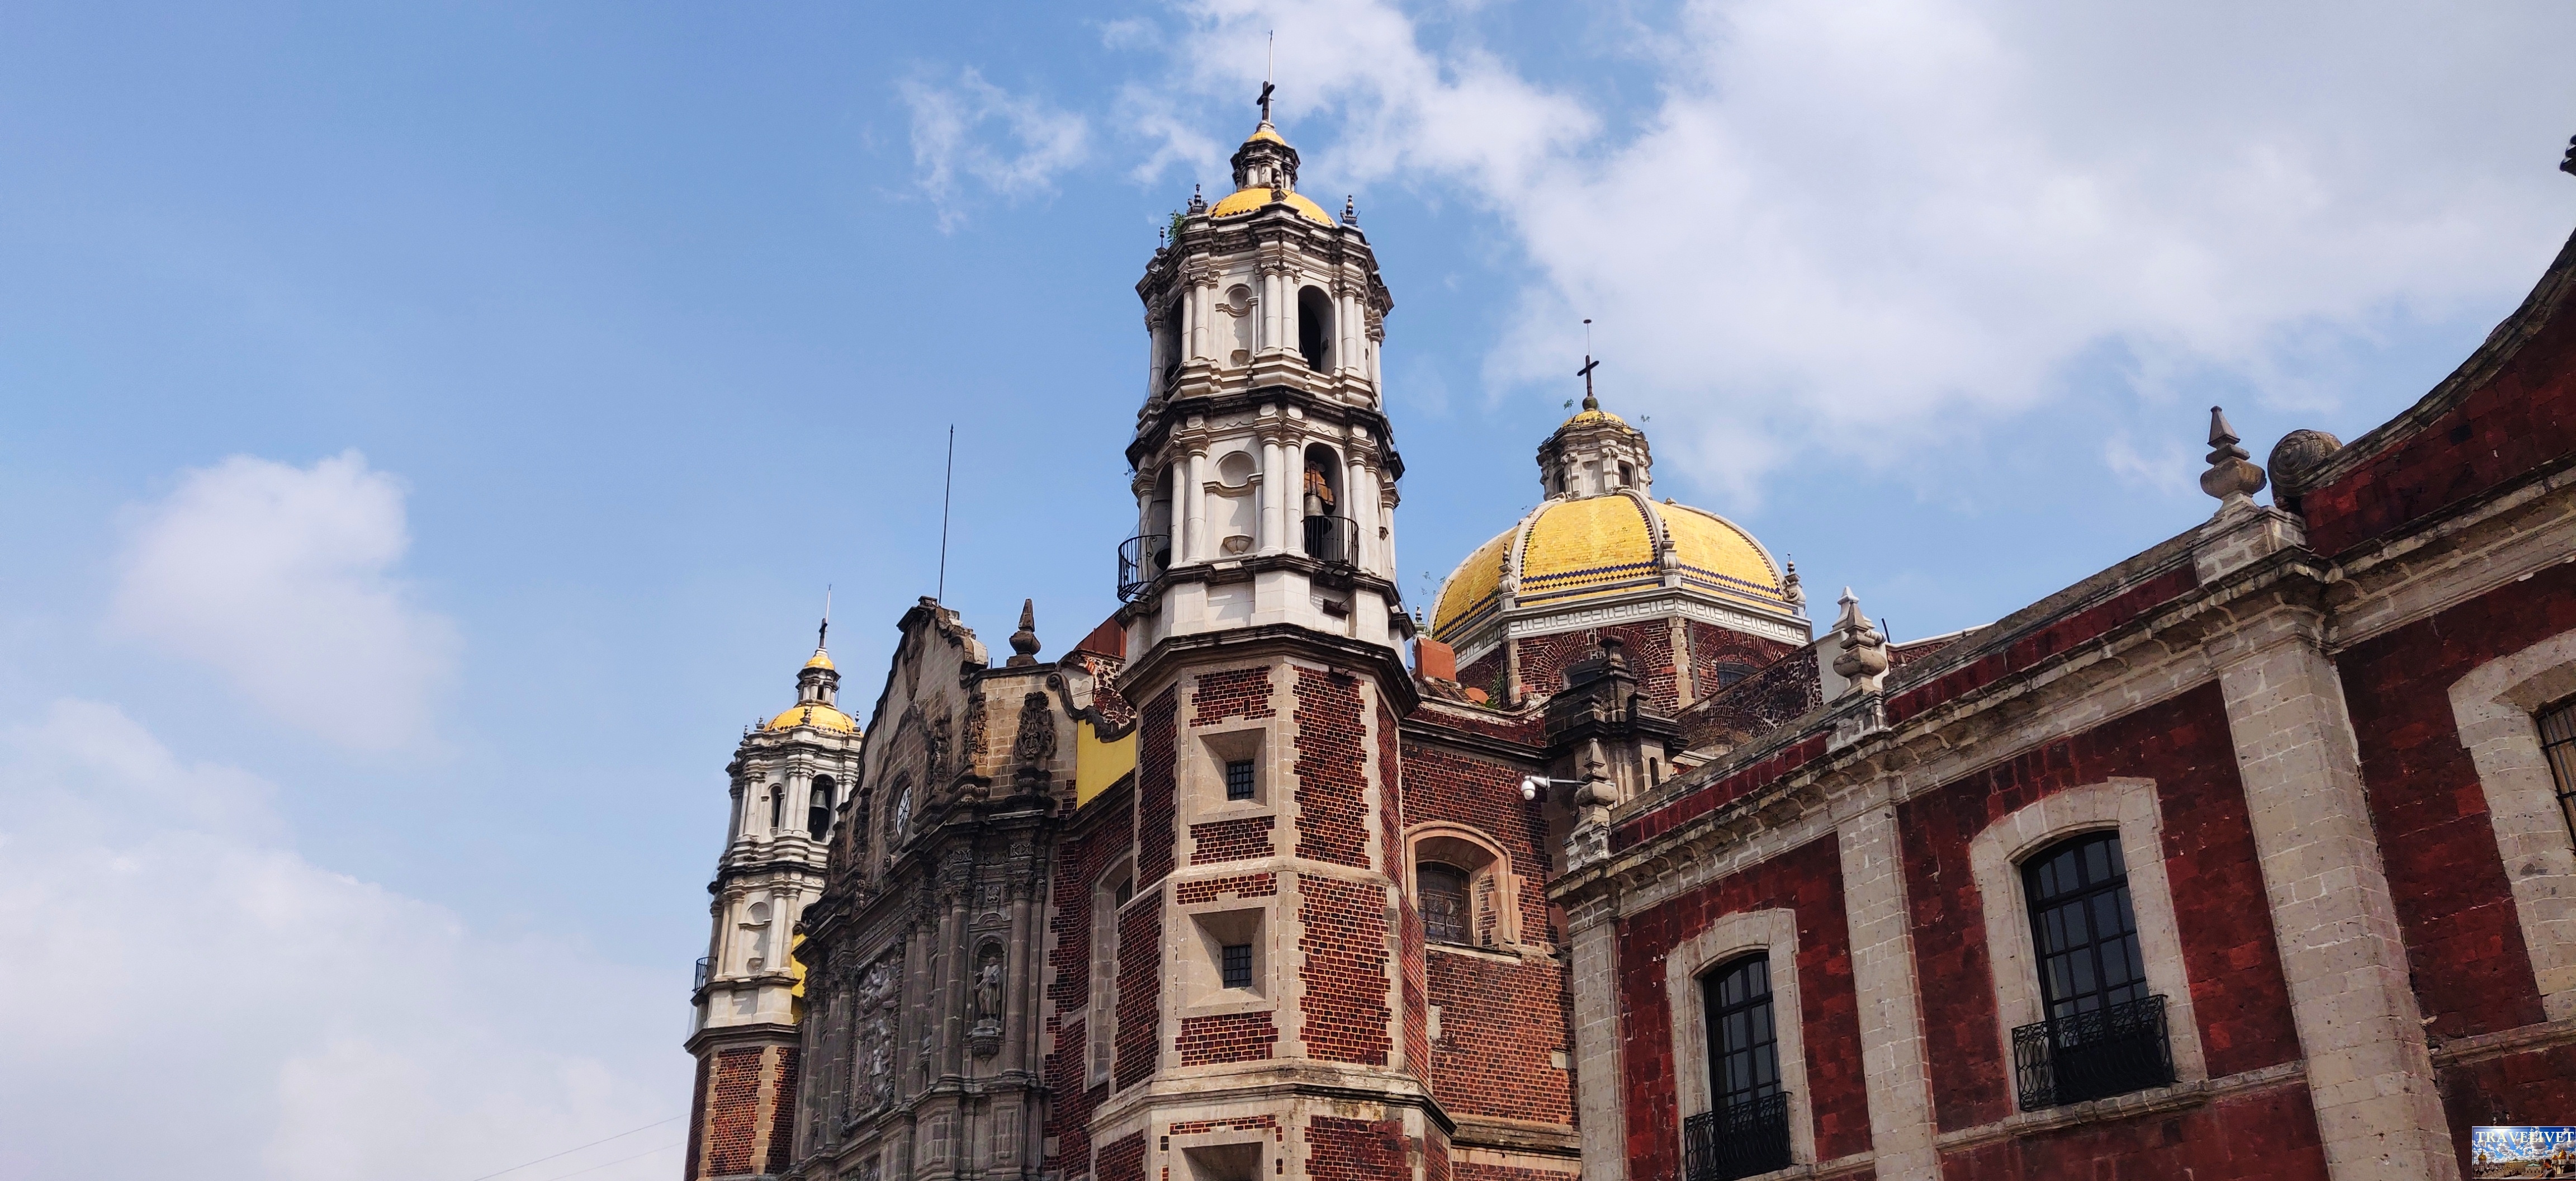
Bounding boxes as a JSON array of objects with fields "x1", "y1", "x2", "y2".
[{"x1": 1296, "y1": 286, "x2": 1333, "y2": 370}]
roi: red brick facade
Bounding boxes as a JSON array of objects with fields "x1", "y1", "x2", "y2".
[
  {"x1": 1936, "y1": 1079, "x2": 2326, "y2": 1180},
  {"x1": 1189, "y1": 815, "x2": 1277, "y2": 863},
  {"x1": 1426, "y1": 951, "x2": 1571, "y2": 1123},
  {"x1": 1137, "y1": 686, "x2": 1180, "y2": 887},
  {"x1": 1194, "y1": 665, "x2": 1278, "y2": 724},
  {"x1": 1176, "y1": 1011, "x2": 1279, "y2": 1065},
  {"x1": 1292, "y1": 667, "x2": 1371, "y2": 866},
  {"x1": 1308, "y1": 1116, "x2": 1411, "y2": 1181},
  {"x1": 1114, "y1": 898, "x2": 1163, "y2": 1090},
  {"x1": 1299, "y1": 874, "x2": 1393, "y2": 1066}
]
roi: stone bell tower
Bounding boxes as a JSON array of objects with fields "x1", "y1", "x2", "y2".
[
  {"x1": 1078, "y1": 97, "x2": 1441, "y2": 1181},
  {"x1": 685, "y1": 625, "x2": 863, "y2": 1180}
]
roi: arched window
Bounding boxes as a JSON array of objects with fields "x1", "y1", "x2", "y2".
[
  {"x1": 808, "y1": 776, "x2": 836, "y2": 840},
  {"x1": 1418, "y1": 863, "x2": 1470, "y2": 945},
  {"x1": 1159, "y1": 297, "x2": 1184, "y2": 392},
  {"x1": 2013, "y1": 830, "x2": 2172, "y2": 1108},
  {"x1": 768, "y1": 785, "x2": 785, "y2": 832},
  {"x1": 1690, "y1": 955, "x2": 1791, "y2": 1179},
  {"x1": 1297, "y1": 286, "x2": 1333, "y2": 370}
]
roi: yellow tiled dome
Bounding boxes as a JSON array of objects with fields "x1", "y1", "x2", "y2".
[
  {"x1": 767, "y1": 703, "x2": 859, "y2": 735},
  {"x1": 1430, "y1": 492, "x2": 1791, "y2": 644},
  {"x1": 1208, "y1": 185, "x2": 1337, "y2": 225},
  {"x1": 802, "y1": 648, "x2": 835, "y2": 671}
]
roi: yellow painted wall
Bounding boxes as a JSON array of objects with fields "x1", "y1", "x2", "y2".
[{"x1": 1076, "y1": 720, "x2": 1136, "y2": 807}]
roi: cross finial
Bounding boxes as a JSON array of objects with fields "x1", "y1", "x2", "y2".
[
  {"x1": 1258, "y1": 31, "x2": 1276, "y2": 124},
  {"x1": 817, "y1": 585, "x2": 832, "y2": 650},
  {"x1": 1575, "y1": 318, "x2": 1600, "y2": 410}
]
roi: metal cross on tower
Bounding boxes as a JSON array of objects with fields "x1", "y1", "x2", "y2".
[{"x1": 1576, "y1": 318, "x2": 1602, "y2": 410}]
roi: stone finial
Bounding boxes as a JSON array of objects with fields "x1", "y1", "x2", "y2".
[
  {"x1": 2266, "y1": 428, "x2": 2345, "y2": 503},
  {"x1": 1829, "y1": 587, "x2": 1889, "y2": 691},
  {"x1": 2199, "y1": 405, "x2": 2267, "y2": 504},
  {"x1": 1782, "y1": 559, "x2": 1806, "y2": 609},
  {"x1": 2561, "y1": 134, "x2": 2575, "y2": 177},
  {"x1": 1006, "y1": 598, "x2": 1041, "y2": 667},
  {"x1": 1343, "y1": 194, "x2": 1357, "y2": 225},
  {"x1": 1188, "y1": 182, "x2": 1206, "y2": 215}
]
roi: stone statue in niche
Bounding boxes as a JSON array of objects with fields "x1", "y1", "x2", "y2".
[
  {"x1": 849, "y1": 955, "x2": 900, "y2": 1112},
  {"x1": 968, "y1": 944, "x2": 1007, "y2": 1056}
]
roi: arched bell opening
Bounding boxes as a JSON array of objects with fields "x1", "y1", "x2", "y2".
[
  {"x1": 1296, "y1": 286, "x2": 1333, "y2": 371},
  {"x1": 1299, "y1": 443, "x2": 1352, "y2": 564}
]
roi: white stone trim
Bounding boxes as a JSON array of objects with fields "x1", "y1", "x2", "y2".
[
  {"x1": 2449, "y1": 626, "x2": 2576, "y2": 1022},
  {"x1": 1568, "y1": 915, "x2": 1626, "y2": 1181},
  {"x1": 1837, "y1": 808, "x2": 1937, "y2": 1181},
  {"x1": 1663, "y1": 908, "x2": 1816, "y2": 1169},
  {"x1": 1965, "y1": 778, "x2": 2209, "y2": 1109}
]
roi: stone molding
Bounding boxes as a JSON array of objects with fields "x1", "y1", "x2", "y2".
[
  {"x1": 1662, "y1": 908, "x2": 1816, "y2": 1169},
  {"x1": 1963, "y1": 778, "x2": 2211, "y2": 1104},
  {"x1": 2448, "y1": 626, "x2": 2576, "y2": 1022},
  {"x1": 1930, "y1": 1060, "x2": 2308, "y2": 1154}
]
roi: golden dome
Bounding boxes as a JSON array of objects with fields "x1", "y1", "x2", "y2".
[
  {"x1": 1557, "y1": 407, "x2": 1628, "y2": 428},
  {"x1": 1208, "y1": 186, "x2": 1336, "y2": 225},
  {"x1": 1247, "y1": 121, "x2": 1287, "y2": 145},
  {"x1": 1431, "y1": 492, "x2": 1791, "y2": 643},
  {"x1": 803, "y1": 648, "x2": 835, "y2": 671},
  {"x1": 767, "y1": 702, "x2": 859, "y2": 735}
]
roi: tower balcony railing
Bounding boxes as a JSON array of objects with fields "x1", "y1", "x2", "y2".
[
  {"x1": 1118, "y1": 533, "x2": 1172, "y2": 601},
  {"x1": 2011, "y1": 994, "x2": 2175, "y2": 1110},
  {"x1": 1683, "y1": 1091, "x2": 1792, "y2": 1181},
  {"x1": 693, "y1": 956, "x2": 712, "y2": 992},
  {"x1": 1301, "y1": 514, "x2": 1358, "y2": 567}
]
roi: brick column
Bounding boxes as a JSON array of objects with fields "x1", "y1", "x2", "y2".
[
  {"x1": 1567, "y1": 899, "x2": 1626, "y2": 1180},
  {"x1": 1838, "y1": 806, "x2": 1938, "y2": 1181},
  {"x1": 2214, "y1": 607, "x2": 2456, "y2": 1180}
]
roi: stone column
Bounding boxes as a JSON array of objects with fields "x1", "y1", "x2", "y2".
[
  {"x1": 1259, "y1": 437, "x2": 1286, "y2": 555},
  {"x1": 1346, "y1": 453, "x2": 1370, "y2": 570},
  {"x1": 2214, "y1": 606, "x2": 2456, "y2": 1181},
  {"x1": 1183, "y1": 449, "x2": 1208, "y2": 565},
  {"x1": 1838, "y1": 806, "x2": 1937, "y2": 1180},
  {"x1": 937, "y1": 889, "x2": 969, "y2": 1080},
  {"x1": 1568, "y1": 900, "x2": 1627, "y2": 1180},
  {"x1": 1002, "y1": 886, "x2": 1034, "y2": 1075}
]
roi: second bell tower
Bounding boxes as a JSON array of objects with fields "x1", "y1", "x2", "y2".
[{"x1": 1074, "y1": 104, "x2": 1439, "y2": 1181}]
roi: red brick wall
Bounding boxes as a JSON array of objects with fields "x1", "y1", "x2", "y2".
[
  {"x1": 1097, "y1": 1130, "x2": 1146, "y2": 1181},
  {"x1": 1176, "y1": 1011, "x2": 1278, "y2": 1065},
  {"x1": 684, "y1": 1053, "x2": 711, "y2": 1180},
  {"x1": 1169, "y1": 1114, "x2": 1279, "y2": 1134},
  {"x1": 1300, "y1": 875, "x2": 1392, "y2": 1065},
  {"x1": 1194, "y1": 666, "x2": 1278, "y2": 724},
  {"x1": 2336, "y1": 563, "x2": 2576, "y2": 1038},
  {"x1": 1176, "y1": 872, "x2": 1276, "y2": 905},
  {"x1": 1898, "y1": 684, "x2": 2299, "y2": 1132},
  {"x1": 1293, "y1": 667, "x2": 1371, "y2": 866},
  {"x1": 1190, "y1": 815, "x2": 1275, "y2": 863},
  {"x1": 1452, "y1": 1165, "x2": 1581, "y2": 1181},
  {"x1": 703, "y1": 1047, "x2": 764, "y2": 1175},
  {"x1": 1516, "y1": 622, "x2": 1679, "y2": 708},
  {"x1": 761, "y1": 1047, "x2": 798, "y2": 1174},
  {"x1": 1935, "y1": 1079, "x2": 2326, "y2": 1180},
  {"x1": 1459, "y1": 648, "x2": 1504, "y2": 700},
  {"x1": 1044, "y1": 806, "x2": 1133, "y2": 1176},
  {"x1": 1114, "y1": 900, "x2": 1162, "y2": 1089},
  {"x1": 1427, "y1": 950, "x2": 1573, "y2": 1123},
  {"x1": 1685, "y1": 621, "x2": 1799, "y2": 703},
  {"x1": 1308, "y1": 1115, "x2": 1410, "y2": 1181},
  {"x1": 1401, "y1": 741, "x2": 1555, "y2": 942},
  {"x1": 1137, "y1": 686, "x2": 1179, "y2": 887},
  {"x1": 2302, "y1": 232, "x2": 2576, "y2": 555},
  {"x1": 1617, "y1": 835, "x2": 1870, "y2": 1178},
  {"x1": 2441, "y1": 1042, "x2": 2576, "y2": 1175}
]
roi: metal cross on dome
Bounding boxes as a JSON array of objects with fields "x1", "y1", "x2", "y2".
[{"x1": 1576, "y1": 318, "x2": 1602, "y2": 410}]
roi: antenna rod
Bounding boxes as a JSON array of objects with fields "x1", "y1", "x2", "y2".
[{"x1": 936, "y1": 425, "x2": 955, "y2": 602}]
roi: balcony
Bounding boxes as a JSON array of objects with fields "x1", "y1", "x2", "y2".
[
  {"x1": 1118, "y1": 533, "x2": 1171, "y2": 601},
  {"x1": 2012, "y1": 994, "x2": 2175, "y2": 1109},
  {"x1": 693, "y1": 956, "x2": 711, "y2": 992},
  {"x1": 1301, "y1": 514, "x2": 1358, "y2": 567},
  {"x1": 1684, "y1": 1092, "x2": 1792, "y2": 1181}
]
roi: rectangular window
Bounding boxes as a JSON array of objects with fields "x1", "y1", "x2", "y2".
[
  {"x1": 1690, "y1": 955, "x2": 1790, "y2": 1180},
  {"x1": 2541, "y1": 699, "x2": 2576, "y2": 845},
  {"x1": 1224, "y1": 759, "x2": 1256, "y2": 801},
  {"x1": 1221, "y1": 942, "x2": 1254, "y2": 990},
  {"x1": 2012, "y1": 832, "x2": 2173, "y2": 1109}
]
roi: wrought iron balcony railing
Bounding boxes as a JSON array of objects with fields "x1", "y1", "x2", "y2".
[
  {"x1": 1301, "y1": 514, "x2": 1358, "y2": 566},
  {"x1": 694, "y1": 956, "x2": 711, "y2": 992},
  {"x1": 1684, "y1": 1091, "x2": 1792, "y2": 1181},
  {"x1": 2012, "y1": 994, "x2": 2175, "y2": 1109},
  {"x1": 1118, "y1": 533, "x2": 1171, "y2": 601}
]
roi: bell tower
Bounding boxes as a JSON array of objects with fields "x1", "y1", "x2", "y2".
[
  {"x1": 1083, "y1": 101, "x2": 1439, "y2": 1181},
  {"x1": 685, "y1": 626, "x2": 863, "y2": 1180}
]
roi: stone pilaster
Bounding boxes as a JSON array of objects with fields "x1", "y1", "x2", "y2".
[
  {"x1": 1836, "y1": 806, "x2": 1937, "y2": 1181},
  {"x1": 1567, "y1": 899, "x2": 1626, "y2": 1181}
]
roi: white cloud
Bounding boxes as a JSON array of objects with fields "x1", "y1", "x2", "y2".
[
  {"x1": 109, "y1": 451, "x2": 457, "y2": 752},
  {"x1": 1139, "y1": 0, "x2": 2576, "y2": 505},
  {"x1": 0, "y1": 700, "x2": 680, "y2": 1180},
  {"x1": 901, "y1": 67, "x2": 1092, "y2": 229}
]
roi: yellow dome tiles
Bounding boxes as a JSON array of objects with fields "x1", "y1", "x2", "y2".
[
  {"x1": 768, "y1": 703, "x2": 859, "y2": 735},
  {"x1": 802, "y1": 648, "x2": 835, "y2": 671},
  {"x1": 1207, "y1": 186, "x2": 1337, "y2": 225},
  {"x1": 1661, "y1": 503, "x2": 1783, "y2": 602},
  {"x1": 1432, "y1": 528, "x2": 1517, "y2": 638},
  {"x1": 1519, "y1": 494, "x2": 1658, "y2": 606}
]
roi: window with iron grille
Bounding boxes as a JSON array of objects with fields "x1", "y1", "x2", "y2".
[
  {"x1": 1221, "y1": 943, "x2": 1253, "y2": 990},
  {"x1": 1689, "y1": 955, "x2": 1791, "y2": 1180},
  {"x1": 2012, "y1": 830, "x2": 2173, "y2": 1107},
  {"x1": 1419, "y1": 863, "x2": 1470, "y2": 945},
  {"x1": 2541, "y1": 698, "x2": 2576, "y2": 846},
  {"x1": 1224, "y1": 758, "x2": 1256, "y2": 801}
]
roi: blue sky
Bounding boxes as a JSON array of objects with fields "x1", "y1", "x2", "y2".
[{"x1": 3, "y1": 2, "x2": 2573, "y2": 1177}]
